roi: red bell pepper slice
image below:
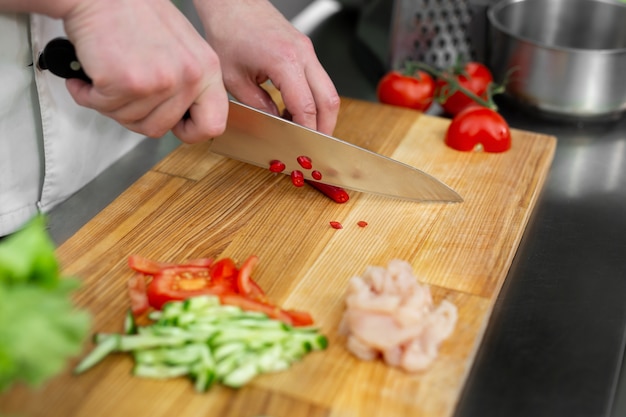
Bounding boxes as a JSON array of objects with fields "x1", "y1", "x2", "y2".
[
  {"x1": 128, "y1": 254, "x2": 214, "y2": 275},
  {"x1": 127, "y1": 273, "x2": 150, "y2": 316},
  {"x1": 146, "y1": 266, "x2": 230, "y2": 310},
  {"x1": 126, "y1": 255, "x2": 316, "y2": 326}
]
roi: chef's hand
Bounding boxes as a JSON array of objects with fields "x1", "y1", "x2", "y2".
[
  {"x1": 61, "y1": 0, "x2": 229, "y2": 143},
  {"x1": 193, "y1": 0, "x2": 341, "y2": 136}
]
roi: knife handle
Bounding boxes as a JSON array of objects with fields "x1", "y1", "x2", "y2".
[
  {"x1": 38, "y1": 37, "x2": 191, "y2": 120},
  {"x1": 37, "y1": 38, "x2": 92, "y2": 83}
]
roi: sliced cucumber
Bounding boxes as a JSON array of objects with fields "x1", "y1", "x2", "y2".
[
  {"x1": 133, "y1": 363, "x2": 190, "y2": 379},
  {"x1": 124, "y1": 309, "x2": 137, "y2": 335},
  {"x1": 74, "y1": 334, "x2": 119, "y2": 374},
  {"x1": 74, "y1": 295, "x2": 326, "y2": 391}
]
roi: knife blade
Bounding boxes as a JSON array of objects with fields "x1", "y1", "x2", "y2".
[{"x1": 38, "y1": 38, "x2": 462, "y2": 202}]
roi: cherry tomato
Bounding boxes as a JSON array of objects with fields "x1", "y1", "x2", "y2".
[
  {"x1": 437, "y1": 62, "x2": 494, "y2": 116},
  {"x1": 376, "y1": 70, "x2": 435, "y2": 112},
  {"x1": 445, "y1": 106, "x2": 512, "y2": 153}
]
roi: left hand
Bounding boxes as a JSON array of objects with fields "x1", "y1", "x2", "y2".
[{"x1": 193, "y1": 0, "x2": 341, "y2": 136}]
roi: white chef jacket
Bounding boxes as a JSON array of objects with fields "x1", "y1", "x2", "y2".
[{"x1": 0, "y1": 13, "x2": 145, "y2": 236}]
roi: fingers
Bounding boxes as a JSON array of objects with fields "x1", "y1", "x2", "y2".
[
  {"x1": 304, "y1": 65, "x2": 341, "y2": 136},
  {"x1": 62, "y1": 0, "x2": 230, "y2": 143},
  {"x1": 196, "y1": 0, "x2": 341, "y2": 136},
  {"x1": 227, "y1": 80, "x2": 280, "y2": 118},
  {"x1": 172, "y1": 83, "x2": 229, "y2": 144},
  {"x1": 260, "y1": 38, "x2": 341, "y2": 136},
  {"x1": 274, "y1": 52, "x2": 341, "y2": 135},
  {"x1": 66, "y1": 53, "x2": 229, "y2": 142}
]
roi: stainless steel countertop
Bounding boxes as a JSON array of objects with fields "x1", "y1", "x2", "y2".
[{"x1": 48, "y1": 8, "x2": 626, "y2": 417}]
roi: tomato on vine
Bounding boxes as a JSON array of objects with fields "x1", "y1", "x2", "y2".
[
  {"x1": 436, "y1": 62, "x2": 495, "y2": 116},
  {"x1": 376, "y1": 68, "x2": 436, "y2": 112}
]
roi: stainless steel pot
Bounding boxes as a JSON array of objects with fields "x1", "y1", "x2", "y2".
[{"x1": 487, "y1": 0, "x2": 626, "y2": 120}]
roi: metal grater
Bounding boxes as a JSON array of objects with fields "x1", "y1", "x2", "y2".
[{"x1": 388, "y1": 0, "x2": 490, "y2": 71}]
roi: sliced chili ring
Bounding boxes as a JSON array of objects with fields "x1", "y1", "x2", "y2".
[
  {"x1": 296, "y1": 155, "x2": 313, "y2": 170},
  {"x1": 291, "y1": 170, "x2": 305, "y2": 187},
  {"x1": 269, "y1": 160, "x2": 286, "y2": 173},
  {"x1": 329, "y1": 221, "x2": 343, "y2": 229}
]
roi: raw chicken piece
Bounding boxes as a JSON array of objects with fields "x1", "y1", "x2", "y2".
[{"x1": 340, "y1": 260, "x2": 458, "y2": 372}]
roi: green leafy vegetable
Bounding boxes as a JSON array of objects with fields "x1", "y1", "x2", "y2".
[{"x1": 0, "y1": 215, "x2": 91, "y2": 392}]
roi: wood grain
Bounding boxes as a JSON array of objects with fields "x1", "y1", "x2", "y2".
[{"x1": 0, "y1": 98, "x2": 556, "y2": 417}]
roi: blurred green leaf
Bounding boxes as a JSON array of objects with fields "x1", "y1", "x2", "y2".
[
  {"x1": 0, "y1": 215, "x2": 91, "y2": 392},
  {"x1": 0, "y1": 215, "x2": 59, "y2": 287}
]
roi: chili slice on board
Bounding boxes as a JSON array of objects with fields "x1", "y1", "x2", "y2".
[{"x1": 330, "y1": 221, "x2": 343, "y2": 229}]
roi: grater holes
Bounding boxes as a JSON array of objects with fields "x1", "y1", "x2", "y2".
[{"x1": 399, "y1": 0, "x2": 477, "y2": 69}]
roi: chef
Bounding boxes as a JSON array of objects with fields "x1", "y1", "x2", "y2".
[{"x1": 0, "y1": 0, "x2": 340, "y2": 237}]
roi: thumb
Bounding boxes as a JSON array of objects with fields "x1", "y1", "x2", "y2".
[{"x1": 65, "y1": 78, "x2": 95, "y2": 108}]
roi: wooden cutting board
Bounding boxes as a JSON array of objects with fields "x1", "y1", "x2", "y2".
[{"x1": 0, "y1": 98, "x2": 556, "y2": 417}]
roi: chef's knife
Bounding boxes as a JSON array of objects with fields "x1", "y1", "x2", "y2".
[{"x1": 38, "y1": 38, "x2": 462, "y2": 202}]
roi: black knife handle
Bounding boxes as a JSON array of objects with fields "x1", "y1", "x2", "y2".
[
  {"x1": 38, "y1": 37, "x2": 92, "y2": 83},
  {"x1": 38, "y1": 37, "x2": 191, "y2": 120}
]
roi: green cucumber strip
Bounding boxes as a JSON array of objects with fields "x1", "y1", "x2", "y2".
[
  {"x1": 118, "y1": 334, "x2": 188, "y2": 351},
  {"x1": 191, "y1": 365, "x2": 216, "y2": 392},
  {"x1": 211, "y1": 329, "x2": 290, "y2": 346},
  {"x1": 227, "y1": 318, "x2": 288, "y2": 330},
  {"x1": 133, "y1": 363, "x2": 190, "y2": 379},
  {"x1": 133, "y1": 344, "x2": 203, "y2": 366},
  {"x1": 212, "y1": 342, "x2": 247, "y2": 361},
  {"x1": 198, "y1": 344, "x2": 215, "y2": 368},
  {"x1": 148, "y1": 325, "x2": 192, "y2": 337},
  {"x1": 183, "y1": 295, "x2": 220, "y2": 311},
  {"x1": 221, "y1": 361, "x2": 259, "y2": 388},
  {"x1": 255, "y1": 345, "x2": 289, "y2": 373},
  {"x1": 73, "y1": 334, "x2": 119, "y2": 374},
  {"x1": 124, "y1": 310, "x2": 137, "y2": 334},
  {"x1": 147, "y1": 310, "x2": 162, "y2": 321},
  {"x1": 214, "y1": 353, "x2": 242, "y2": 377}
]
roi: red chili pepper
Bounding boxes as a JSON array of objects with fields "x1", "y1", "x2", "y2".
[
  {"x1": 291, "y1": 170, "x2": 305, "y2": 187},
  {"x1": 306, "y1": 180, "x2": 349, "y2": 204},
  {"x1": 311, "y1": 170, "x2": 322, "y2": 180},
  {"x1": 329, "y1": 221, "x2": 343, "y2": 229},
  {"x1": 269, "y1": 160, "x2": 286, "y2": 173},
  {"x1": 296, "y1": 155, "x2": 313, "y2": 170},
  {"x1": 357, "y1": 221, "x2": 368, "y2": 228}
]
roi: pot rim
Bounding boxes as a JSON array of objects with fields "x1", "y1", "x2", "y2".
[{"x1": 487, "y1": 0, "x2": 626, "y2": 55}]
